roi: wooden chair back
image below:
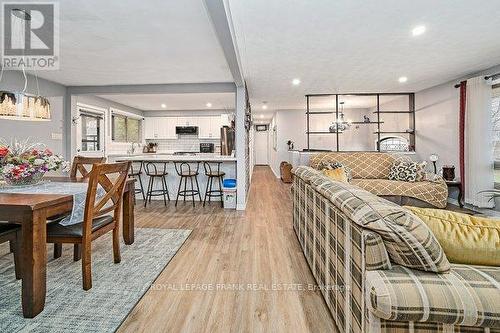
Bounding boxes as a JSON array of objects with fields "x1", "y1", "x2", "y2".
[
  {"x1": 70, "y1": 156, "x2": 107, "y2": 178},
  {"x1": 82, "y1": 162, "x2": 131, "y2": 237}
]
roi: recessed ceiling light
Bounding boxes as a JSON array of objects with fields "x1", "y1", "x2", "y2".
[
  {"x1": 206, "y1": 102, "x2": 212, "y2": 108},
  {"x1": 292, "y1": 78, "x2": 301, "y2": 85},
  {"x1": 412, "y1": 25, "x2": 426, "y2": 36},
  {"x1": 161, "y1": 103, "x2": 167, "y2": 108},
  {"x1": 260, "y1": 115, "x2": 264, "y2": 118},
  {"x1": 398, "y1": 76, "x2": 408, "y2": 83},
  {"x1": 262, "y1": 104, "x2": 268, "y2": 110}
]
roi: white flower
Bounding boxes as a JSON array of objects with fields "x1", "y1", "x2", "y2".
[{"x1": 33, "y1": 159, "x2": 45, "y2": 166}]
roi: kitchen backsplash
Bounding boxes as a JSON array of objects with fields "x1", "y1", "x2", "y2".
[{"x1": 146, "y1": 135, "x2": 220, "y2": 153}]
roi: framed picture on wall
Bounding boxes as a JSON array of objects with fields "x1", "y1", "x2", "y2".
[{"x1": 255, "y1": 124, "x2": 267, "y2": 131}]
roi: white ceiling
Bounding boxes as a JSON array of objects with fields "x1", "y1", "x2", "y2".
[
  {"x1": 98, "y1": 92, "x2": 235, "y2": 111},
  {"x1": 228, "y1": 0, "x2": 500, "y2": 112},
  {"x1": 34, "y1": 0, "x2": 232, "y2": 85}
]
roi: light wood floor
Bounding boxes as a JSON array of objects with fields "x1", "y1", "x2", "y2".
[{"x1": 118, "y1": 166, "x2": 337, "y2": 332}]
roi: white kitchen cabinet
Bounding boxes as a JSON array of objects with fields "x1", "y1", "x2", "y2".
[
  {"x1": 145, "y1": 116, "x2": 220, "y2": 140},
  {"x1": 177, "y1": 117, "x2": 198, "y2": 127},
  {"x1": 162, "y1": 117, "x2": 178, "y2": 139},
  {"x1": 145, "y1": 117, "x2": 177, "y2": 139},
  {"x1": 198, "y1": 116, "x2": 221, "y2": 139},
  {"x1": 144, "y1": 117, "x2": 159, "y2": 139},
  {"x1": 210, "y1": 116, "x2": 221, "y2": 139}
]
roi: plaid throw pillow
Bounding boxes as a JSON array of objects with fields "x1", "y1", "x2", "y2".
[{"x1": 389, "y1": 161, "x2": 426, "y2": 182}]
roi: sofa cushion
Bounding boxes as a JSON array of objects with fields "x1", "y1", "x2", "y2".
[
  {"x1": 405, "y1": 206, "x2": 500, "y2": 266},
  {"x1": 309, "y1": 152, "x2": 396, "y2": 179},
  {"x1": 351, "y1": 178, "x2": 448, "y2": 208},
  {"x1": 366, "y1": 264, "x2": 500, "y2": 328},
  {"x1": 308, "y1": 173, "x2": 450, "y2": 273}
]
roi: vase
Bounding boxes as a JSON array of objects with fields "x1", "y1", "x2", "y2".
[{"x1": 4, "y1": 172, "x2": 45, "y2": 186}]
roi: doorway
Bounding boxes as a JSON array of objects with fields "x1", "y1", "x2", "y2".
[{"x1": 254, "y1": 128, "x2": 269, "y2": 165}]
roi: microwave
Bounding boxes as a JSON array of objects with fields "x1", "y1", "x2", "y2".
[{"x1": 175, "y1": 126, "x2": 198, "y2": 135}]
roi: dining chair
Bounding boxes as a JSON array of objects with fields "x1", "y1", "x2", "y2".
[
  {"x1": 70, "y1": 155, "x2": 107, "y2": 178},
  {"x1": 47, "y1": 161, "x2": 131, "y2": 290},
  {"x1": 54, "y1": 155, "x2": 107, "y2": 261},
  {"x1": 0, "y1": 223, "x2": 22, "y2": 279}
]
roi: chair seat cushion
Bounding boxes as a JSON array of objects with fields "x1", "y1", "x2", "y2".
[
  {"x1": 181, "y1": 172, "x2": 199, "y2": 176},
  {"x1": 351, "y1": 178, "x2": 448, "y2": 208},
  {"x1": 366, "y1": 264, "x2": 500, "y2": 328},
  {"x1": 206, "y1": 171, "x2": 225, "y2": 177},
  {"x1": 47, "y1": 215, "x2": 114, "y2": 238}
]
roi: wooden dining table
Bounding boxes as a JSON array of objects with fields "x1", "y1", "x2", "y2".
[{"x1": 0, "y1": 176, "x2": 136, "y2": 318}]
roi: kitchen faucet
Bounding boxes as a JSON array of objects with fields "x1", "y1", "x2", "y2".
[{"x1": 128, "y1": 142, "x2": 140, "y2": 155}]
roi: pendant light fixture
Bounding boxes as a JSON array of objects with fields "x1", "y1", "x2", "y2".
[{"x1": 0, "y1": 8, "x2": 51, "y2": 121}]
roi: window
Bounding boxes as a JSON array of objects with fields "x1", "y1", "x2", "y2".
[
  {"x1": 491, "y1": 85, "x2": 500, "y2": 184},
  {"x1": 378, "y1": 136, "x2": 409, "y2": 152},
  {"x1": 112, "y1": 113, "x2": 142, "y2": 142},
  {"x1": 80, "y1": 112, "x2": 102, "y2": 152}
]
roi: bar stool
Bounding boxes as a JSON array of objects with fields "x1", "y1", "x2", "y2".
[
  {"x1": 174, "y1": 161, "x2": 202, "y2": 207},
  {"x1": 203, "y1": 161, "x2": 225, "y2": 207},
  {"x1": 129, "y1": 161, "x2": 145, "y2": 202},
  {"x1": 144, "y1": 162, "x2": 170, "y2": 207}
]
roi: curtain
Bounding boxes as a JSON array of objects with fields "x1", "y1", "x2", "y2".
[
  {"x1": 464, "y1": 76, "x2": 494, "y2": 207},
  {"x1": 459, "y1": 81, "x2": 466, "y2": 196}
]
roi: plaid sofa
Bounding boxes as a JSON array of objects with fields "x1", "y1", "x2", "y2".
[
  {"x1": 309, "y1": 152, "x2": 448, "y2": 208},
  {"x1": 292, "y1": 166, "x2": 500, "y2": 333}
]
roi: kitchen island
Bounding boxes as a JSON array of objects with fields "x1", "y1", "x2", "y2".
[{"x1": 108, "y1": 153, "x2": 237, "y2": 204}]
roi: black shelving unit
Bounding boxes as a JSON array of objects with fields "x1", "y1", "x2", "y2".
[{"x1": 306, "y1": 93, "x2": 416, "y2": 152}]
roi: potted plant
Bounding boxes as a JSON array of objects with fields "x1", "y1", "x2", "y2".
[{"x1": 0, "y1": 138, "x2": 69, "y2": 186}]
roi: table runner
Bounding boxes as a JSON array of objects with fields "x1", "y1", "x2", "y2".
[{"x1": 0, "y1": 181, "x2": 105, "y2": 226}]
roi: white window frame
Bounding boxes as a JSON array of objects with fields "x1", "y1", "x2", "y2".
[{"x1": 75, "y1": 103, "x2": 106, "y2": 157}]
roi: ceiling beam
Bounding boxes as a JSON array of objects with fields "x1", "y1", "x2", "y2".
[
  {"x1": 67, "y1": 82, "x2": 236, "y2": 95},
  {"x1": 203, "y1": 0, "x2": 245, "y2": 87}
]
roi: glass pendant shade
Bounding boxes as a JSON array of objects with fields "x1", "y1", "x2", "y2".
[{"x1": 0, "y1": 91, "x2": 51, "y2": 121}]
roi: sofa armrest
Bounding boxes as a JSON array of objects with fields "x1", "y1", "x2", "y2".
[{"x1": 291, "y1": 169, "x2": 392, "y2": 333}]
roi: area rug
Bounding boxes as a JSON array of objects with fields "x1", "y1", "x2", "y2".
[{"x1": 0, "y1": 228, "x2": 191, "y2": 333}]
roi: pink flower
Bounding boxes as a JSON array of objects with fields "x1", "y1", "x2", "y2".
[{"x1": 0, "y1": 147, "x2": 9, "y2": 158}]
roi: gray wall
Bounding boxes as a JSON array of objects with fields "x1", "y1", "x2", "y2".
[{"x1": 0, "y1": 71, "x2": 67, "y2": 154}]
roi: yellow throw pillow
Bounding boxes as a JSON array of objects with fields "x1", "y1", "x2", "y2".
[
  {"x1": 322, "y1": 168, "x2": 349, "y2": 183},
  {"x1": 405, "y1": 206, "x2": 500, "y2": 266}
]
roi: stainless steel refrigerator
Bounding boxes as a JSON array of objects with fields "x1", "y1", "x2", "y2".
[{"x1": 220, "y1": 126, "x2": 235, "y2": 156}]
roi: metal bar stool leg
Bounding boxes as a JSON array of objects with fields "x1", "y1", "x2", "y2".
[
  {"x1": 162, "y1": 176, "x2": 171, "y2": 201},
  {"x1": 219, "y1": 176, "x2": 224, "y2": 208},
  {"x1": 138, "y1": 175, "x2": 146, "y2": 201},
  {"x1": 175, "y1": 176, "x2": 183, "y2": 206},
  {"x1": 161, "y1": 176, "x2": 167, "y2": 206},
  {"x1": 189, "y1": 176, "x2": 195, "y2": 207},
  {"x1": 203, "y1": 177, "x2": 210, "y2": 207},
  {"x1": 194, "y1": 175, "x2": 202, "y2": 202}
]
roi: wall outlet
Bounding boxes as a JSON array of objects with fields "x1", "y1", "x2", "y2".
[{"x1": 51, "y1": 133, "x2": 63, "y2": 140}]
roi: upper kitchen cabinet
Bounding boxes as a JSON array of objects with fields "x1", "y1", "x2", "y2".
[
  {"x1": 144, "y1": 117, "x2": 178, "y2": 139},
  {"x1": 199, "y1": 116, "x2": 221, "y2": 139}
]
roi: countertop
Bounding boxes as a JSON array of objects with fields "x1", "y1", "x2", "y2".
[{"x1": 110, "y1": 153, "x2": 237, "y2": 162}]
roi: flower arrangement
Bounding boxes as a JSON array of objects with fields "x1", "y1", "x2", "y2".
[{"x1": 0, "y1": 138, "x2": 69, "y2": 186}]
